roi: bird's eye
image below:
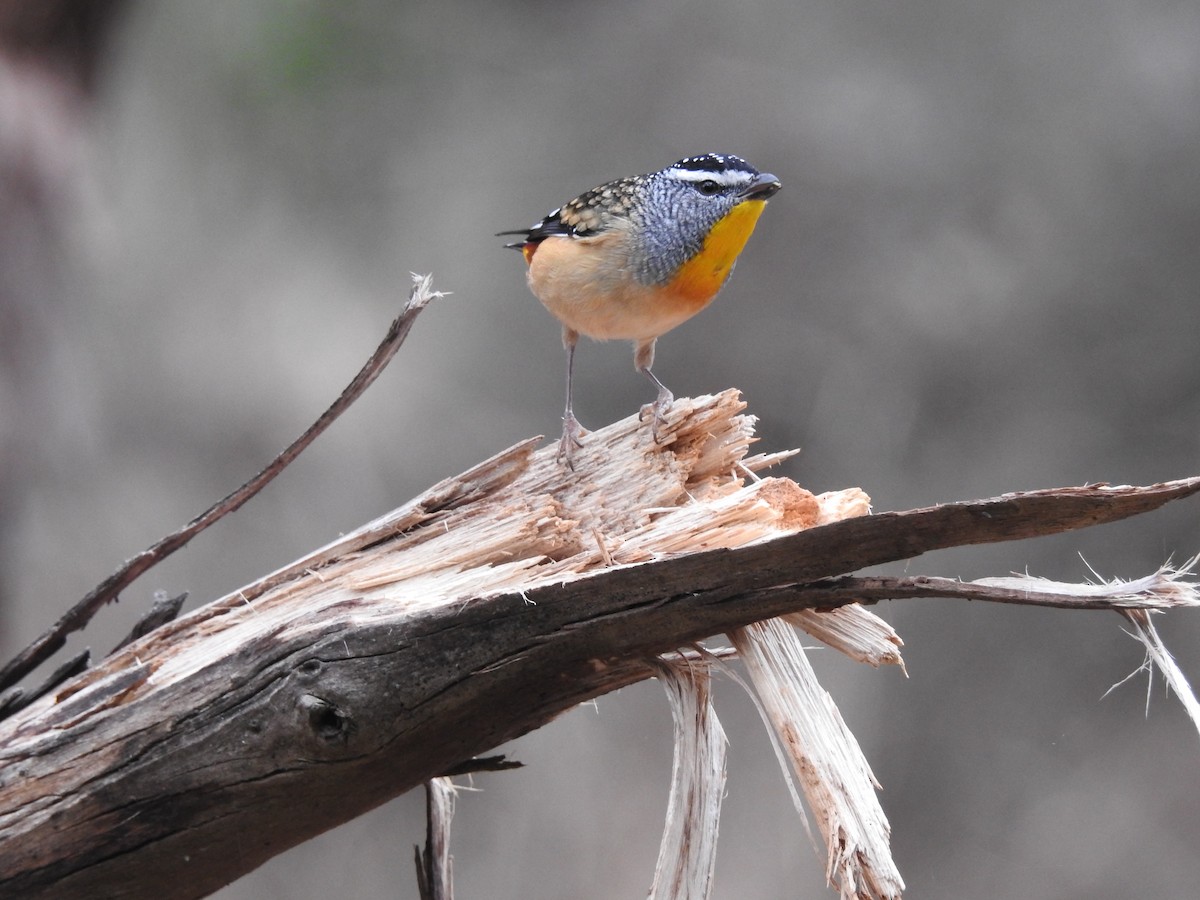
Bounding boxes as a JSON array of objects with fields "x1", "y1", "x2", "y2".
[{"x1": 696, "y1": 180, "x2": 721, "y2": 195}]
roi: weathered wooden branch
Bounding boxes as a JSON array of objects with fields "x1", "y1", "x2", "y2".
[{"x1": 1, "y1": 390, "x2": 1197, "y2": 899}]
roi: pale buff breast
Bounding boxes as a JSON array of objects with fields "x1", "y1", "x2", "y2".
[{"x1": 526, "y1": 230, "x2": 717, "y2": 343}]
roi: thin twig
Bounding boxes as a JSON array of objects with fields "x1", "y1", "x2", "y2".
[
  {"x1": 0, "y1": 649, "x2": 91, "y2": 718},
  {"x1": 0, "y1": 274, "x2": 443, "y2": 694},
  {"x1": 415, "y1": 778, "x2": 456, "y2": 900},
  {"x1": 438, "y1": 755, "x2": 523, "y2": 777},
  {"x1": 776, "y1": 568, "x2": 1200, "y2": 612}
]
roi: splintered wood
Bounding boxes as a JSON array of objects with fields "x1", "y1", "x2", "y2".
[{"x1": 62, "y1": 389, "x2": 885, "y2": 697}]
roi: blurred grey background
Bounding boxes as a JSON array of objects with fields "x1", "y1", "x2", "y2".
[{"x1": 2, "y1": 1, "x2": 1199, "y2": 898}]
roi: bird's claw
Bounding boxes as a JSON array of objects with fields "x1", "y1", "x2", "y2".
[
  {"x1": 557, "y1": 412, "x2": 586, "y2": 469},
  {"x1": 639, "y1": 388, "x2": 674, "y2": 445}
]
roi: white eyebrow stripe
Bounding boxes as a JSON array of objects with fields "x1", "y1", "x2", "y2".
[{"x1": 667, "y1": 167, "x2": 753, "y2": 186}]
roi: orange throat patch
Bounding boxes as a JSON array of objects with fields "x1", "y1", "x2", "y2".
[{"x1": 669, "y1": 199, "x2": 768, "y2": 303}]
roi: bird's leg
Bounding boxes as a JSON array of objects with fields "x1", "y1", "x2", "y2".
[
  {"x1": 558, "y1": 327, "x2": 585, "y2": 467},
  {"x1": 635, "y1": 337, "x2": 673, "y2": 443}
]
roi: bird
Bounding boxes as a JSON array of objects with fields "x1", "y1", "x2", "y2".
[{"x1": 500, "y1": 153, "x2": 781, "y2": 466}]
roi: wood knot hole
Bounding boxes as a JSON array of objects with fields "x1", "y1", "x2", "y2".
[
  {"x1": 297, "y1": 658, "x2": 323, "y2": 680},
  {"x1": 301, "y1": 694, "x2": 356, "y2": 743}
]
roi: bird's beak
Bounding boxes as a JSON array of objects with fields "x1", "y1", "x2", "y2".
[{"x1": 740, "y1": 172, "x2": 781, "y2": 201}]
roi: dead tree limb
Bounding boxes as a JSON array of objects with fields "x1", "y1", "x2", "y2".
[{"x1": 0, "y1": 390, "x2": 1197, "y2": 899}]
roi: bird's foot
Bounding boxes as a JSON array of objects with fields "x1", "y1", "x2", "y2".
[
  {"x1": 639, "y1": 387, "x2": 674, "y2": 445},
  {"x1": 557, "y1": 412, "x2": 587, "y2": 469}
]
